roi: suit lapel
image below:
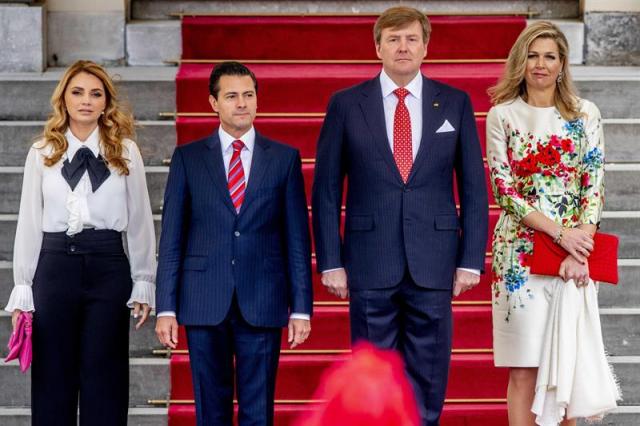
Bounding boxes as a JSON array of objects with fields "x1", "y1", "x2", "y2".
[
  {"x1": 238, "y1": 132, "x2": 271, "y2": 217},
  {"x1": 359, "y1": 77, "x2": 404, "y2": 185},
  {"x1": 408, "y1": 77, "x2": 443, "y2": 184},
  {"x1": 203, "y1": 132, "x2": 237, "y2": 214}
]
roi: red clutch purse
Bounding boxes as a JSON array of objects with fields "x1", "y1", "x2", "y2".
[{"x1": 530, "y1": 231, "x2": 619, "y2": 285}]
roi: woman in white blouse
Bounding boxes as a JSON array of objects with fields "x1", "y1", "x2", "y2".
[{"x1": 5, "y1": 60, "x2": 156, "y2": 425}]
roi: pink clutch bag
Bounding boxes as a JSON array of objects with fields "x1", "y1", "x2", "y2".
[{"x1": 5, "y1": 312, "x2": 32, "y2": 373}]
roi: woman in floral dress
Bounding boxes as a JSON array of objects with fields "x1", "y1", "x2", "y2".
[{"x1": 486, "y1": 22, "x2": 605, "y2": 425}]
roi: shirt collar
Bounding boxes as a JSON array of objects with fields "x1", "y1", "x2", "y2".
[
  {"x1": 379, "y1": 69, "x2": 423, "y2": 100},
  {"x1": 65, "y1": 126, "x2": 101, "y2": 160},
  {"x1": 218, "y1": 125, "x2": 256, "y2": 153}
]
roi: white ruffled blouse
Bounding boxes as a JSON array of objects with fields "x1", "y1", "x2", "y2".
[{"x1": 5, "y1": 127, "x2": 157, "y2": 312}]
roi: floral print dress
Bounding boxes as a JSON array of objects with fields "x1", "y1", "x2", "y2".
[{"x1": 486, "y1": 97, "x2": 605, "y2": 367}]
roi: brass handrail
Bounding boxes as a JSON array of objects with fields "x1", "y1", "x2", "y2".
[
  {"x1": 160, "y1": 112, "x2": 488, "y2": 118},
  {"x1": 170, "y1": 11, "x2": 536, "y2": 18},
  {"x1": 148, "y1": 397, "x2": 507, "y2": 406},
  {"x1": 152, "y1": 348, "x2": 493, "y2": 356},
  {"x1": 175, "y1": 58, "x2": 506, "y2": 65}
]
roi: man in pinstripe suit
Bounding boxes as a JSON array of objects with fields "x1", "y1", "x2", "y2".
[
  {"x1": 155, "y1": 62, "x2": 313, "y2": 426},
  {"x1": 312, "y1": 8, "x2": 488, "y2": 425}
]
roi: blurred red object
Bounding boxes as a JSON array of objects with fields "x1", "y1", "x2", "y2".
[{"x1": 295, "y1": 341, "x2": 420, "y2": 426}]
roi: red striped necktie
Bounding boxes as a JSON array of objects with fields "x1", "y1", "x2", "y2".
[
  {"x1": 393, "y1": 87, "x2": 413, "y2": 183},
  {"x1": 228, "y1": 140, "x2": 246, "y2": 213}
]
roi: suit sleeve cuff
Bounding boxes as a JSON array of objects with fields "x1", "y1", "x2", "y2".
[
  {"x1": 321, "y1": 267, "x2": 344, "y2": 274},
  {"x1": 457, "y1": 267, "x2": 480, "y2": 276},
  {"x1": 290, "y1": 313, "x2": 310, "y2": 321}
]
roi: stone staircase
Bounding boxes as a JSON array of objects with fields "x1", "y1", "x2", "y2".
[{"x1": 0, "y1": 0, "x2": 638, "y2": 424}]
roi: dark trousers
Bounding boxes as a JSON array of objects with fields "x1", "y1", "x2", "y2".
[
  {"x1": 349, "y1": 269, "x2": 453, "y2": 426},
  {"x1": 31, "y1": 230, "x2": 132, "y2": 426},
  {"x1": 185, "y1": 296, "x2": 282, "y2": 426}
]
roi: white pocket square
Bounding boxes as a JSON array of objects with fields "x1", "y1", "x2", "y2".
[{"x1": 436, "y1": 120, "x2": 455, "y2": 133}]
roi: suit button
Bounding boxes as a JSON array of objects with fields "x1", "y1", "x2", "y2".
[
  {"x1": 69, "y1": 245, "x2": 77, "y2": 252},
  {"x1": 231, "y1": 259, "x2": 236, "y2": 266},
  {"x1": 234, "y1": 231, "x2": 240, "y2": 237},
  {"x1": 404, "y1": 187, "x2": 411, "y2": 193}
]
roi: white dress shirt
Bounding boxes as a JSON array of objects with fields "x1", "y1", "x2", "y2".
[
  {"x1": 380, "y1": 68, "x2": 423, "y2": 159},
  {"x1": 323, "y1": 70, "x2": 479, "y2": 277},
  {"x1": 5, "y1": 126, "x2": 157, "y2": 312},
  {"x1": 157, "y1": 126, "x2": 309, "y2": 321}
]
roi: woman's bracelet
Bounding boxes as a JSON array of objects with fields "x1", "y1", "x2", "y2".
[{"x1": 553, "y1": 226, "x2": 565, "y2": 245}]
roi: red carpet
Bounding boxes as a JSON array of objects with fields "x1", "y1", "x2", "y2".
[
  {"x1": 181, "y1": 15, "x2": 525, "y2": 61},
  {"x1": 169, "y1": 403, "x2": 509, "y2": 426},
  {"x1": 176, "y1": 63, "x2": 503, "y2": 114},
  {"x1": 176, "y1": 116, "x2": 488, "y2": 157},
  {"x1": 171, "y1": 352, "x2": 507, "y2": 401},
  {"x1": 174, "y1": 305, "x2": 494, "y2": 353},
  {"x1": 168, "y1": 12, "x2": 526, "y2": 425},
  {"x1": 303, "y1": 258, "x2": 496, "y2": 303}
]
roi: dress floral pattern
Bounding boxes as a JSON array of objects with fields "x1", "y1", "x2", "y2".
[{"x1": 487, "y1": 97, "x2": 605, "y2": 323}]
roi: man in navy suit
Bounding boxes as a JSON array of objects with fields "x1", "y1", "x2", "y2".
[
  {"x1": 312, "y1": 7, "x2": 488, "y2": 425},
  {"x1": 155, "y1": 62, "x2": 313, "y2": 426}
]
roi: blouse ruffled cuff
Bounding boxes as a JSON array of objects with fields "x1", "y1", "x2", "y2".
[
  {"x1": 4, "y1": 285, "x2": 35, "y2": 313},
  {"x1": 127, "y1": 280, "x2": 156, "y2": 309}
]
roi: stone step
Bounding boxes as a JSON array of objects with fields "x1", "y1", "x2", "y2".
[
  {"x1": 9, "y1": 259, "x2": 640, "y2": 312},
  {"x1": 0, "y1": 67, "x2": 638, "y2": 120},
  {"x1": 2, "y1": 355, "x2": 638, "y2": 407},
  {"x1": 0, "y1": 309, "x2": 163, "y2": 359},
  {"x1": 124, "y1": 18, "x2": 584, "y2": 66},
  {"x1": 0, "y1": 121, "x2": 176, "y2": 167},
  {"x1": 0, "y1": 167, "x2": 168, "y2": 214},
  {"x1": 0, "y1": 165, "x2": 639, "y2": 213},
  {"x1": 0, "y1": 407, "x2": 636, "y2": 426},
  {"x1": 0, "y1": 302, "x2": 638, "y2": 358},
  {"x1": 600, "y1": 309, "x2": 640, "y2": 357},
  {"x1": 578, "y1": 407, "x2": 640, "y2": 426},
  {"x1": 0, "y1": 212, "x2": 637, "y2": 260},
  {"x1": 3, "y1": 119, "x2": 639, "y2": 167},
  {"x1": 130, "y1": 0, "x2": 580, "y2": 20},
  {"x1": 0, "y1": 407, "x2": 167, "y2": 426},
  {"x1": 598, "y1": 261, "x2": 640, "y2": 308},
  {"x1": 126, "y1": 20, "x2": 181, "y2": 67},
  {"x1": 0, "y1": 358, "x2": 168, "y2": 407},
  {"x1": 0, "y1": 67, "x2": 176, "y2": 121}
]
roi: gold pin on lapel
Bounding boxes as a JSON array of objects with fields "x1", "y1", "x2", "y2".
[{"x1": 433, "y1": 101, "x2": 440, "y2": 109}]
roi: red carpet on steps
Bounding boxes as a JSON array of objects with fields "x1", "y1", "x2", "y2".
[
  {"x1": 168, "y1": 13, "x2": 527, "y2": 425},
  {"x1": 181, "y1": 15, "x2": 525, "y2": 60},
  {"x1": 176, "y1": 116, "x2": 488, "y2": 156},
  {"x1": 176, "y1": 63, "x2": 503, "y2": 114},
  {"x1": 169, "y1": 403, "x2": 509, "y2": 426},
  {"x1": 174, "y1": 305, "x2": 494, "y2": 352},
  {"x1": 170, "y1": 353, "x2": 507, "y2": 401}
]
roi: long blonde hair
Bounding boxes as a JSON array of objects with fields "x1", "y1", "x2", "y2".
[
  {"x1": 40, "y1": 60, "x2": 135, "y2": 175},
  {"x1": 488, "y1": 21, "x2": 581, "y2": 121}
]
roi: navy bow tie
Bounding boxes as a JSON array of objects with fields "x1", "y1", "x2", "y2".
[{"x1": 61, "y1": 147, "x2": 111, "y2": 192}]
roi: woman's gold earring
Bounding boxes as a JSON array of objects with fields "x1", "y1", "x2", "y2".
[{"x1": 557, "y1": 71, "x2": 564, "y2": 83}]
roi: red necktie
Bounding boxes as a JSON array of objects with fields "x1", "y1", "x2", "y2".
[
  {"x1": 228, "y1": 140, "x2": 246, "y2": 213},
  {"x1": 393, "y1": 87, "x2": 413, "y2": 183}
]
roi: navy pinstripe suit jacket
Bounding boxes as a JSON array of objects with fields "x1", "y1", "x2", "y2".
[
  {"x1": 312, "y1": 75, "x2": 489, "y2": 290},
  {"x1": 156, "y1": 131, "x2": 313, "y2": 327}
]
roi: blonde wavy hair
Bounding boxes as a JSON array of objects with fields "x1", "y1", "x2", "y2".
[
  {"x1": 39, "y1": 60, "x2": 135, "y2": 175},
  {"x1": 488, "y1": 21, "x2": 581, "y2": 121}
]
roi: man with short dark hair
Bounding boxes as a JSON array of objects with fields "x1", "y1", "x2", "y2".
[
  {"x1": 156, "y1": 61, "x2": 313, "y2": 426},
  {"x1": 312, "y1": 7, "x2": 489, "y2": 425}
]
